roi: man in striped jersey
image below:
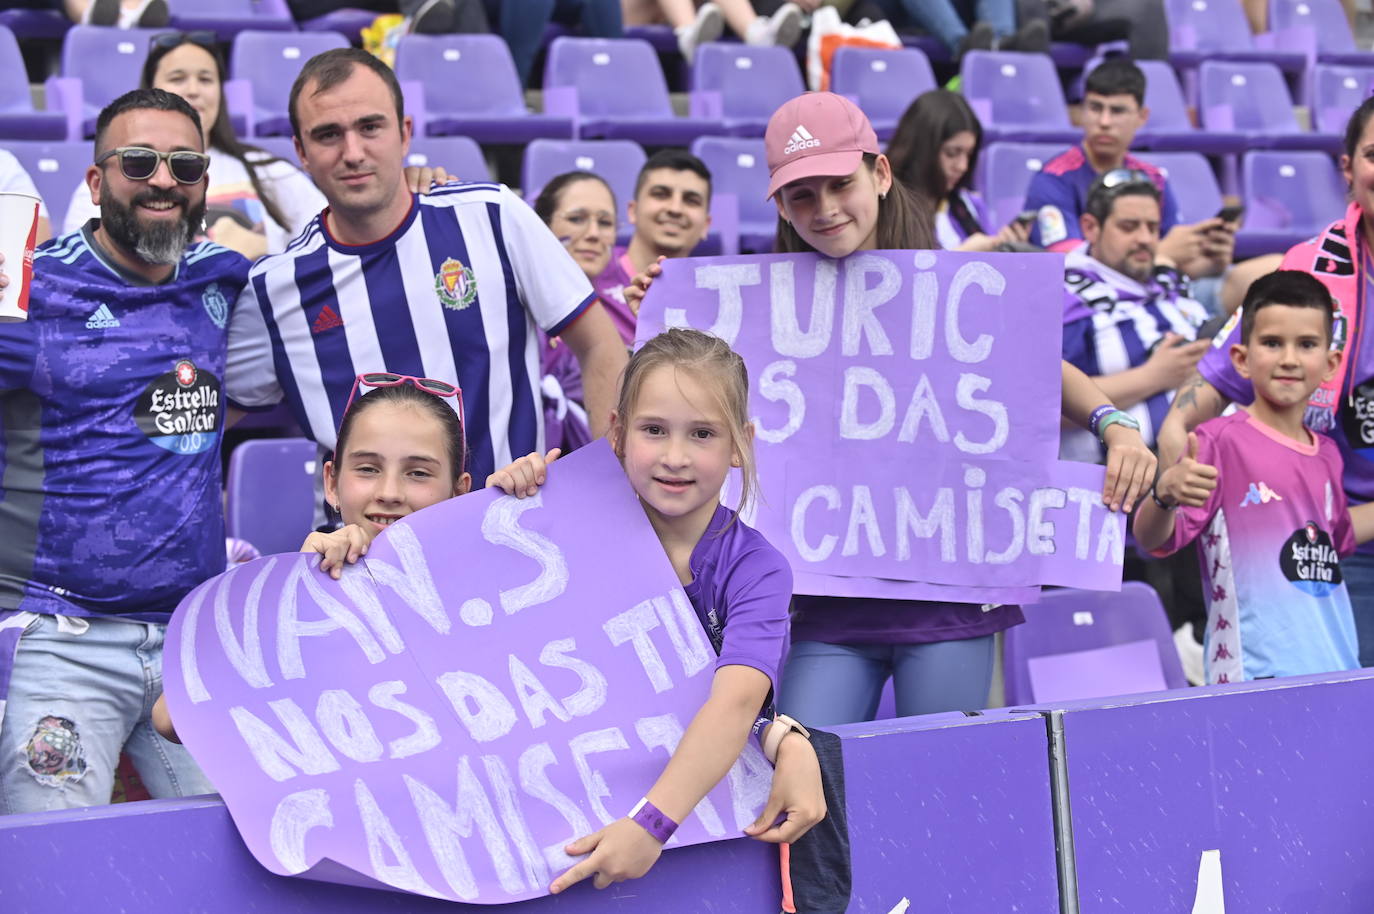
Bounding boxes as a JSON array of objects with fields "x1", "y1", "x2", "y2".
[
  {"x1": 1060, "y1": 172, "x2": 1209, "y2": 464},
  {"x1": 0, "y1": 88, "x2": 242, "y2": 812},
  {"x1": 227, "y1": 49, "x2": 628, "y2": 494}
]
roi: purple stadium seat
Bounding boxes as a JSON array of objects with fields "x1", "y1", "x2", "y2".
[
  {"x1": 1129, "y1": 58, "x2": 1247, "y2": 154},
  {"x1": 1198, "y1": 60, "x2": 1341, "y2": 153},
  {"x1": 1235, "y1": 149, "x2": 1347, "y2": 257},
  {"x1": 1134, "y1": 151, "x2": 1224, "y2": 225},
  {"x1": 1165, "y1": 0, "x2": 1307, "y2": 75},
  {"x1": 691, "y1": 136, "x2": 775, "y2": 253},
  {"x1": 1003, "y1": 582, "x2": 1187, "y2": 706},
  {"x1": 688, "y1": 44, "x2": 804, "y2": 138},
  {"x1": 543, "y1": 37, "x2": 722, "y2": 143},
  {"x1": 6, "y1": 140, "x2": 91, "y2": 220},
  {"x1": 1269, "y1": 0, "x2": 1374, "y2": 66},
  {"x1": 298, "y1": 7, "x2": 376, "y2": 45},
  {"x1": 226, "y1": 438, "x2": 319, "y2": 557},
  {"x1": 623, "y1": 23, "x2": 678, "y2": 54},
  {"x1": 1310, "y1": 63, "x2": 1374, "y2": 135},
  {"x1": 976, "y1": 141, "x2": 1064, "y2": 230},
  {"x1": 829, "y1": 46, "x2": 936, "y2": 142},
  {"x1": 405, "y1": 134, "x2": 491, "y2": 183},
  {"x1": 170, "y1": 0, "x2": 295, "y2": 42},
  {"x1": 395, "y1": 34, "x2": 573, "y2": 143},
  {"x1": 0, "y1": 26, "x2": 66, "y2": 140},
  {"x1": 521, "y1": 138, "x2": 646, "y2": 242},
  {"x1": 230, "y1": 29, "x2": 350, "y2": 137},
  {"x1": 46, "y1": 26, "x2": 171, "y2": 140},
  {"x1": 244, "y1": 135, "x2": 299, "y2": 166},
  {"x1": 959, "y1": 51, "x2": 1079, "y2": 144},
  {"x1": 0, "y1": 8, "x2": 69, "y2": 42}
]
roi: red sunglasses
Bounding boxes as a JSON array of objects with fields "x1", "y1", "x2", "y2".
[{"x1": 345, "y1": 372, "x2": 466, "y2": 463}]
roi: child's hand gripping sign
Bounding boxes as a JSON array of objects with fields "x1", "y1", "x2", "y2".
[{"x1": 164, "y1": 442, "x2": 770, "y2": 904}]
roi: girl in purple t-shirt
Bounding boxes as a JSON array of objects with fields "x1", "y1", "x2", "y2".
[{"x1": 491, "y1": 328, "x2": 822, "y2": 894}]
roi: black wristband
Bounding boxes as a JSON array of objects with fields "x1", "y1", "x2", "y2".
[{"x1": 1150, "y1": 483, "x2": 1177, "y2": 510}]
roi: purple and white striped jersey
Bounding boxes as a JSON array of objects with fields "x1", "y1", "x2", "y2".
[{"x1": 226, "y1": 183, "x2": 594, "y2": 485}]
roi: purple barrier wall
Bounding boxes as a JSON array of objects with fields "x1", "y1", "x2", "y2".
[
  {"x1": 0, "y1": 713, "x2": 1059, "y2": 913},
  {"x1": 1058, "y1": 669, "x2": 1374, "y2": 912}
]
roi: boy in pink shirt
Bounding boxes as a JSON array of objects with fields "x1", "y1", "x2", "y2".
[{"x1": 1136, "y1": 271, "x2": 1374, "y2": 682}]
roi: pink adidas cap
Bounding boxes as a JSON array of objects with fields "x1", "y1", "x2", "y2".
[{"x1": 764, "y1": 92, "x2": 880, "y2": 200}]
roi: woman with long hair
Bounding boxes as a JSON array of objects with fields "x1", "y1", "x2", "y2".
[{"x1": 885, "y1": 88, "x2": 1031, "y2": 252}]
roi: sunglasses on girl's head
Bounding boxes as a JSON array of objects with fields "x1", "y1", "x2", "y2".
[
  {"x1": 345, "y1": 372, "x2": 464, "y2": 422},
  {"x1": 95, "y1": 147, "x2": 210, "y2": 184}
]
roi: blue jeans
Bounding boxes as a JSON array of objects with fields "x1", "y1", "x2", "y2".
[
  {"x1": 1342, "y1": 551, "x2": 1374, "y2": 667},
  {"x1": 872, "y1": 0, "x2": 1017, "y2": 53},
  {"x1": 0, "y1": 614, "x2": 214, "y2": 814},
  {"x1": 490, "y1": 0, "x2": 623, "y2": 85},
  {"x1": 779, "y1": 636, "x2": 995, "y2": 726}
]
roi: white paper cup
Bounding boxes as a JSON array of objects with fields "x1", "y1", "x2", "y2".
[{"x1": 0, "y1": 192, "x2": 41, "y2": 322}]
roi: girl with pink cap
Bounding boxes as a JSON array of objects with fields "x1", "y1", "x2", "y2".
[{"x1": 761, "y1": 92, "x2": 1158, "y2": 725}]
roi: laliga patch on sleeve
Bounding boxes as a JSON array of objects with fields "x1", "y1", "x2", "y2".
[
  {"x1": 1211, "y1": 310, "x2": 1241, "y2": 349},
  {"x1": 1037, "y1": 205, "x2": 1067, "y2": 245}
]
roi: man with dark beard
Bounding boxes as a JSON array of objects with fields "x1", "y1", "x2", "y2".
[
  {"x1": 1059, "y1": 171, "x2": 1211, "y2": 463},
  {"x1": 0, "y1": 88, "x2": 248, "y2": 814}
]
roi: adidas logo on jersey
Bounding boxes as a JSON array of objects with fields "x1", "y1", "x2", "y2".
[
  {"x1": 783, "y1": 125, "x2": 820, "y2": 155},
  {"x1": 311, "y1": 304, "x2": 343, "y2": 335},
  {"x1": 85, "y1": 304, "x2": 120, "y2": 329}
]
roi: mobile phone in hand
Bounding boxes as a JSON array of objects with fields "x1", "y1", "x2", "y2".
[{"x1": 1215, "y1": 204, "x2": 1244, "y2": 223}]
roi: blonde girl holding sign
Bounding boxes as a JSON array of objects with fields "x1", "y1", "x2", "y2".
[
  {"x1": 492, "y1": 328, "x2": 825, "y2": 894},
  {"x1": 628, "y1": 92, "x2": 1156, "y2": 725}
]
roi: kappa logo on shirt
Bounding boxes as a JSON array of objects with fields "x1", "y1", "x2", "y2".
[
  {"x1": 1239, "y1": 481, "x2": 1283, "y2": 507},
  {"x1": 783, "y1": 125, "x2": 820, "y2": 154},
  {"x1": 311, "y1": 305, "x2": 343, "y2": 335},
  {"x1": 85, "y1": 303, "x2": 120, "y2": 330}
]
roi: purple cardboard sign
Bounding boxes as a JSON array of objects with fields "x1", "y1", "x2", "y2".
[
  {"x1": 163, "y1": 442, "x2": 769, "y2": 905},
  {"x1": 635, "y1": 251, "x2": 1124, "y2": 602}
]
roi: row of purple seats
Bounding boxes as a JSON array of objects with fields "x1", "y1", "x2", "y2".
[
  {"x1": 4, "y1": 134, "x2": 490, "y2": 230},
  {"x1": 12, "y1": 23, "x2": 1365, "y2": 153},
  {"x1": 979, "y1": 141, "x2": 1346, "y2": 257}
]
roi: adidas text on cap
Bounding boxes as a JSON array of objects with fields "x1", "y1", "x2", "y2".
[{"x1": 764, "y1": 92, "x2": 881, "y2": 201}]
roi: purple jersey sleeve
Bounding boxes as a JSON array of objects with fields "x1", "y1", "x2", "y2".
[
  {"x1": 1151, "y1": 420, "x2": 1225, "y2": 556},
  {"x1": 1160, "y1": 181, "x2": 1181, "y2": 235},
  {"x1": 1024, "y1": 169, "x2": 1081, "y2": 249},
  {"x1": 0, "y1": 320, "x2": 37, "y2": 392},
  {"x1": 1326, "y1": 439, "x2": 1358, "y2": 557},
  {"x1": 716, "y1": 542, "x2": 792, "y2": 695},
  {"x1": 1197, "y1": 311, "x2": 1253, "y2": 405}
]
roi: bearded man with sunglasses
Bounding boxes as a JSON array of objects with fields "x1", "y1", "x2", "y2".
[{"x1": 0, "y1": 88, "x2": 246, "y2": 813}]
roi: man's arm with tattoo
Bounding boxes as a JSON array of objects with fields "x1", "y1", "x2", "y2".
[{"x1": 1157, "y1": 372, "x2": 1230, "y2": 467}]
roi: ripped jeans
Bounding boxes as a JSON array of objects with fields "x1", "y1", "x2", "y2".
[{"x1": 0, "y1": 614, "x2": 214, "y2": 814}]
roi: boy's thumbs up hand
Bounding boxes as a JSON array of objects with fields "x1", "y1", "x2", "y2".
[{"x1": 1156, "y1": 431, "x2": 1218, "y2": 509}]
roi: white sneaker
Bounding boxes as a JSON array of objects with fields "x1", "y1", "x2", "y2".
[
  {"x1": 676, "y1": 1, "x2": 724, "y2": 63},
  {"x1": 1173, "y1": 623, "x2": 1205, "y2": 686},
  {"x1": 748, "y1": 1, "x2": 803, "y2": 47}
]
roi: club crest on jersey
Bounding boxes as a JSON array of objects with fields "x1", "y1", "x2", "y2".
[
  {"x1": 435, "y1": 257, "x2": 477, "y2": 311},
  {"x1": 202, "y1": 282, "x2": 229, "y2": 329}
]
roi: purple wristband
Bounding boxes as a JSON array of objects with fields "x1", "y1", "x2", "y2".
[
  {"x1": 1088, "y1": 403, "x2": 1115, "y2": 438},
  {"x1": 628, "y1": 797, "x2": 678, "y2": 843}
]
